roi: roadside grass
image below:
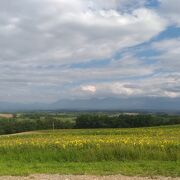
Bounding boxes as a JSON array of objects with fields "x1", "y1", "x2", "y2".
[
  {"x1": 0, "y1": 161, "x2": 179, "y2": 177},
  {"x1": 0, "y1": 125, "x2": 179, "y2": 176}
]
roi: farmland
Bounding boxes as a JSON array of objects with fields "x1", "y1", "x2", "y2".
[
  {"x1": 0, "y1": 114, "x2": 14, "y2": 119},
  {"x1": 0, "y1": 125, "x2": 179, "y2": 176}
]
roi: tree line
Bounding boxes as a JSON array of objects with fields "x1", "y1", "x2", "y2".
[
  {"x1": 75, "y1": 114, "x2": 180, "y2": 128},
  {"x1": 0, "y1": 114, "x2": 179, "y2": 135},
  {"x1": 0, "y1": 117, "x2": 74, "y2": 135}
]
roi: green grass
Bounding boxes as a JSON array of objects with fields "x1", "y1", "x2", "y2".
[
  {"x1": 0, "y1": 161, "x2": 179, "y2": 177},
  {"x1": 0, "y1": 125, "x2": 179, "y2": 176}
]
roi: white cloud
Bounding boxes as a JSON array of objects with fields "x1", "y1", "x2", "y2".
[
  {"x1": 0, "y1": 0, "x2": 179, "y2": 103},
  {"x1": 81, "y1": 85, "x2": 96, "y2": 93},
  {"x1": 0, "y1": 0, "x2": 166, "y2": 65},
  {"x1": 73, "y1": 73, "x2": 180, "y2": 99},
  {"x1": 159, "y1": 0, "x2": 180, "y2": 26},
  {"x1": 152, "y1": 38, "x2": 180, "y2": 72}
]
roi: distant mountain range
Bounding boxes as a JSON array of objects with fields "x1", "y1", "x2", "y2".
[{"x1": 0, "y1": 97, "x2": 180, "y2": 113}]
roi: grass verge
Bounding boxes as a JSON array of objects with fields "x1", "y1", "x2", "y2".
[{"x1": 0, "y1": 161, "x2": 179, "y2": 177}]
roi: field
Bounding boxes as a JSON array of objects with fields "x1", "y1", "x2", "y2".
[
  {"x1": 0, "y1": 114, "x2": 14, "y2": 119},
  {"x1": 0, "y1": 125, "x2": 179, "y2": 177}
]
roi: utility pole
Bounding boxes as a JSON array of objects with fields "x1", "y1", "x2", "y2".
[{"x1": 52, "y1": 121, "x2": 55, "y2": 131}]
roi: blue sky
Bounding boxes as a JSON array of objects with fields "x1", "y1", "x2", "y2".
[{"x1": 0, "y1": 0, "x2": 180, "y2": 103}]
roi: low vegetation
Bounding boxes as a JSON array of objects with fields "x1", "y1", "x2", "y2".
[{"x1": 0, "y1": 125, "x2": 179, "y2": 176}]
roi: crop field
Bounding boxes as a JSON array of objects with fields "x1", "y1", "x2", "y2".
[{"x1": 0, "y1": 125, "x2": 179, "y2": 176}]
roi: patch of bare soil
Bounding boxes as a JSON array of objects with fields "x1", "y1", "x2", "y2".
[
  {"x1": 0, "y1": 114, "x2": 14, "y2": 118},
  {"x1": 0, "y1": 175, "x2": 179, "y2": 180}
]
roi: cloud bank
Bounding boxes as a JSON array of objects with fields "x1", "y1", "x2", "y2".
[{"x1": 0, "y1": 0, "x2": 179, "y2": 103}]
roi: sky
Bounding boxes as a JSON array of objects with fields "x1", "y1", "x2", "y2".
[{"x1": 0, "y1": 0, "x2": 180, "y2": 103}]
